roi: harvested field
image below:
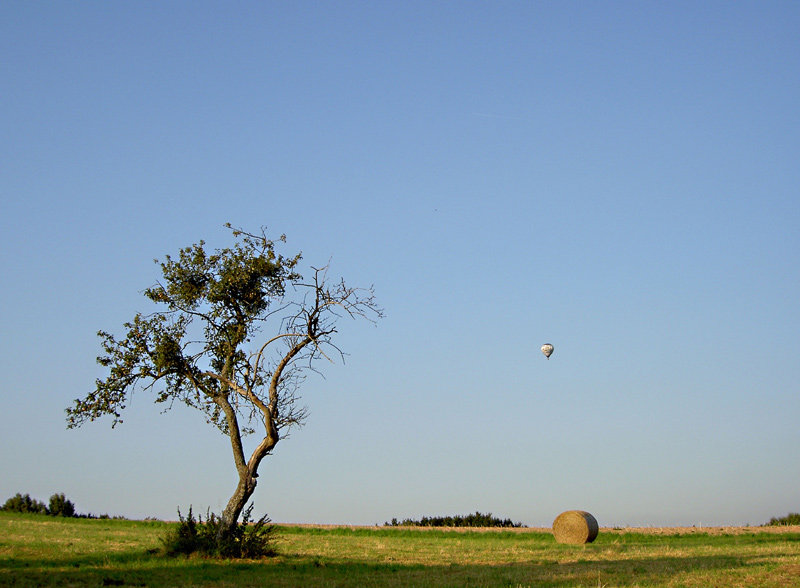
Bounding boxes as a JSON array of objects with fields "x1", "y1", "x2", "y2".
[
  {"x1": 284, "y1": 522, "x2": 800, "y2": 535},
  {"x1": 603, "y1": 525, "x2": 800, "y2": 535},
  {"x1": 4, "y1": 513, "x2": 800, "y2": 587}
]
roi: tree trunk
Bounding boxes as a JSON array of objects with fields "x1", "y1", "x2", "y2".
[
  {"x1": 215, "y1": 393, "x2": 278, "y2": 536},
  {"x1": 216, "y1": 336, "x2": 299, "y2": 535},
  {"x1": 219, "y1": 433, "x2": 278, "y2": 534},
  {"x1": 220, "y1": 472, "x2": 258, "y2": 532}
]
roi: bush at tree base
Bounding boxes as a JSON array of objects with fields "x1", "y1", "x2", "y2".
[{"x1": 160, "y1": 504, "x2": 277, "y2": 558}]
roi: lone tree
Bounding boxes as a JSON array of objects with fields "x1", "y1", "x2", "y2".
[{"x1": 66, "y1": 225, "x2": 382, "y2": 533}]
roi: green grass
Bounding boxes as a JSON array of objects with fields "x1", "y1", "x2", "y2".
[{"x1": 2, "y1": 512, "x2": 800, "y2": 587}]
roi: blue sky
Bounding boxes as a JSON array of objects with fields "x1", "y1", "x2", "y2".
[{"x1": 2, "y1": 1, "x2": 798, "y2": 527}]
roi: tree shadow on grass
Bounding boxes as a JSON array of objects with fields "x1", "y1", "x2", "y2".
[{"x1": 1, "y1": 549, "x2": 793, "y2": 588}]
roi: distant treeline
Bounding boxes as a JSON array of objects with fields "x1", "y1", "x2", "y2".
[
  {"x1": 385, "y1": 511, "x2": 525, "y2": 528},
  {"x1": 0, "y1": 492, "x2": 126, "y2": 520},
  {"x1": 766, "y1": 513, "x2": 800, "y2": 526}
]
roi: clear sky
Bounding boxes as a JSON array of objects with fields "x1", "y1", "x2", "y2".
[{"x1": 2, "y1": 1, "x2": 798, "y2": 528}]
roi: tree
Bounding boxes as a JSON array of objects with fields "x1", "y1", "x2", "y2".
[
  {"x1": 66, "y1": 225, "x2": 382, "y2": 535},
  {"x1": 1, "y1": 493, "x2": 48, "y2": 514},
  {"x1": 48, "y1": 493, "x2": 76, "y2": 517}
]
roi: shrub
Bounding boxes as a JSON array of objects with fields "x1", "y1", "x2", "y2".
[
  {"x1": 0, "y1": 492, "x2": 128, "y2": 519},
  {"x1": 766, "y1": 512, "x2": 800, "y2": 526},
  {"x1": 385, "y1": 511, "x2": 525, "y2": 528},
  {"x1": 160, "y1": 504, "x2": 277, "y2": 559},
  {"x1": 48, "y1": 493, "x2": 76, "y2": 517},
  {"x1": 1, "y1": 493, "x2": 48, "y2": 514}
]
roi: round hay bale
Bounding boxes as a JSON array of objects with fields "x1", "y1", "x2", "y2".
[{"x1": 552, "y1": 510, "x2": 599, "y2": 544}]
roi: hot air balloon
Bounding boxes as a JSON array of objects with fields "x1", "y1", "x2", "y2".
[{"x1": 541, "y1": 343, "x2": 554, "y2": 360}]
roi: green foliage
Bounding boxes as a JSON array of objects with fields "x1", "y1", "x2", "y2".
[
  {"x1": 766, "y1": 512, "x2": 800, "y2": 526},
  {"x1": 385, "y1": 511, "x2": 524, "y2": 528},
  {"x1": 48, "y1": 493, "x2": 76, "y2": 517},
  {"x1": 75, "y1": 512, "x2": 128, "y2": 520},
  {"x1": 160, "y1": 504, "x2": 276, "y2": 559},
  {"x1": 67, "y1": 224, "x2": 380, "y2": 438},
  {"x1": 1, "y1": 493, "x2": 48, "y2": 514},
  {"x1": 65, "y1": 226, "x2": 304, "y2": 432},
  {"x1": 0, "y1": 492, "x2": 128, "y2": 519}
]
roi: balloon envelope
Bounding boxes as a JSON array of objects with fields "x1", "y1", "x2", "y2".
[{"x1": 541, "y1": 344, "x2": 554, "y2": 359}]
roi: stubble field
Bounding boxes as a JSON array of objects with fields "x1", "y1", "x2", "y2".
[{"x1": 2, "y1": 512, "x2": 799, "y2": 587}]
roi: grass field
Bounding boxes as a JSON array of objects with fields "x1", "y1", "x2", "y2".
[{"x1": 2, "y1": 512, "x2": 800, "y2": 587}]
